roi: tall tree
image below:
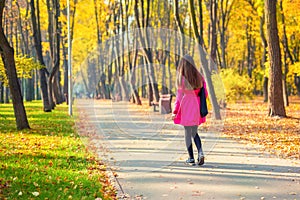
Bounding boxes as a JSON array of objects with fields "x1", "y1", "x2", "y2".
[
  {"x1": 61, "y1": 0, "x2": 77, "y2": 103},
  {"x1": 209, "y1": 0, "x2": 217, "y2": 66},
  {"x1": 279, "y1": 0, "x2": 293, "y2": 106},
  {"x1": 30, "y1": 0, "x2": 51, "y2": 112},
  {"x1": 188, "y1": 0, "x2": 221, "y2": 120},
  {"x1": 124, "y1": 0, "x2": 142, "y2": 104},
  {"x1": 217, "y1": 0, "x2": 235, "y2": 69},
  {"x1": 265, "y1": 0, "x2": 286, "y2": 117},
  {"x1": 174, "y1": 0, "x2": 185, "y2": 57},
  {"x1": 260, "y1": 12, "x2": 269, "y2": 102},
  {"x1": 46, "y1": 0, "x2": 63, "y2": 108},
  {"x1": 0, "y1": 1, "x2": 30, "y2": 130},
  {"x1": 134, "y1": 0, "x2": 159, "y2": 105},
  {"x1": 118, "y1": 0, "x2": 129, "y2": 101}
]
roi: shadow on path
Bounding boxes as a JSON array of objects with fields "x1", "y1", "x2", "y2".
[{"x1": 75, "y1": 99, "x2": 300, "y2": 200}]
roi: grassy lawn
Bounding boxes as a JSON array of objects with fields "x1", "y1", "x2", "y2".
[{"x1": 0, "y1": 101, "x2": 116, "y2": 200}]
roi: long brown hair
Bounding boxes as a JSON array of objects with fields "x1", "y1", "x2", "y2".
[{"x1": 176, "y1": 54, "x2": 203, "y2": 90}]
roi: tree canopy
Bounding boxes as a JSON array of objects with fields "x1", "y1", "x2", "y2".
[{"x1": 0, "y1": 0, "x2": 300, "y2": 118}]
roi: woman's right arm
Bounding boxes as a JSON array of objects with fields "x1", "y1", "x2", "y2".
[{"x1": 172, "y1": 88, "x2": 183, "y2": 115}]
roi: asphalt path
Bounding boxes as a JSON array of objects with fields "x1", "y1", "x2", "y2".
[{"x1": 75, "y1": 99, "x2": 300, "y2": 200}]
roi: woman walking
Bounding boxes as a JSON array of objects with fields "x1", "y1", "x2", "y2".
[{"x1": 172, "y1": 54, "x2": 208, "y2": 166}]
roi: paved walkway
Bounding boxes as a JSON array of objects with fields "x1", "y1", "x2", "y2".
[{"x1": 75, "y1": 99, "x2": 300, "y2": 200}]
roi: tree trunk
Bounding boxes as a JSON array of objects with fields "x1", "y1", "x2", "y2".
[
  {"x1": 134, "y1": 0, "x2": 159, "y2": 103},
  {"x1": 0, "y1": 1, "x2": 30, "y2": 130},
  {"x1": 16, "y1": 1, "x2": 30, "y2": 56},
  {"x1": 174, "y1": 0, "x2": 185, "y2": 56},
  {"x1": 47, "y1": 0, "x2": 63, "y2": 108},
  {"x1": 61, "y1": 0, "x2": 76, "y2": 103},
  {"x1": 62, "y1": 43, "x2": 68, "y2": 102},
  {"x1": 4, "y1": 86, "x2": 9, "y2": 103},
  {"x1": 53, "y1": 74, "x2": 63, "y2": 104},
  {"x1": 160, "y1": 53, "x2": 168, "y2": 94},
  {"x1": 167, "y1": 6, "x2": 173, "y2": 94},
  {"x1": 198, "y1": 0, "x2": 204, "y2": 42},
  {"x1": 25, "y1": 77, "x2": 34, "y2": 101},
  {"x1": 218, "y1": 0, "x2": 235, "y2": 69},
  {"x1": 246, "y1": 17, "x2": 255, "y2": 78},
  {"x1": 265, "y1": 0, "x2": 286, "y2": 117},
  {"x1": 34, "y1": 69, "x2": 41, "y2": 100},
  {"x1": 54, "y1": 1, "x2": 64, "y2": 104},
  {"x1": 45, "y1": 0, "x2": 54, "y2": 107},
  {"x1": 168, "y1": 42, "x2": 172, "y2": 94},
  {"x1": 141, "y1": 58, "x2": 146, "y2": 98},
  {"x1": 30, "y1": 0, "x2": 51, "y2": 112},
  {"x1": 209, "y1": 0, "x2": 217, "y2": 64},
  {"x1": 94, "y1": 0, "x2": 103, "y2": 75},
  {"x1": 128, "y1": 0, "x2": 141, "y2": 105},
  {"x1": 0, "y1": 81, "x2": 3, "y2": 103},
  {"x1": 294, "y1": 74, "x2": 300, "y2": 96},
  {"x1": 119, "y1": 0, "x2": 129, "y2": 101},
  {"x1": 107, "y1": 40, "x2": 114, "y2": 99},
  {"x1": 263, "y1": 77, "x2": 268, "y2": 102},
  {"x1": 280, "y1": 0, "x2": 292, "y2": 106},
  {"x1": 128, "y1": 31, "x2": 142, "y2": 105},
  {"x1": 259, "y1": 13, "x2": 268, "y2": 102}
]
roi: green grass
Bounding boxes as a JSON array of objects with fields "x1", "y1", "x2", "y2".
[{"x1": 0, "y1": 101, "x2": 115, "y2": 200}]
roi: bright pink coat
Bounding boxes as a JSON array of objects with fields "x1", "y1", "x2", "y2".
[{"x1": 173, "y1": 79, "x2": 208, "y2": 126}]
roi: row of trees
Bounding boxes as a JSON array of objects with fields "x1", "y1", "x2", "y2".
[{"x1": 1, "y1": 0, "x2": 299, "y2": 129}]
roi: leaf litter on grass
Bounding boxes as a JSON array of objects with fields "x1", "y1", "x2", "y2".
[
  {"x1": 220, "y1": 98, "x2": 300, "y2": 160},
  {"x1": 0, "y1": 101, "x2": 117, "y2": 200}
]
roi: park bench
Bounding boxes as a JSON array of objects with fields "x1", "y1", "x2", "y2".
[{"x1": 151, "y1": 94, "x2": 173, "y2": 114}]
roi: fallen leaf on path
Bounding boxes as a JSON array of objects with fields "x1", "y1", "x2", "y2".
[
  {"x1": 192, "y1": 190, "x2": 204, "y2": 196},
  {"x1": 170, "y1": 186, "x2": 177, "y2": 189}
]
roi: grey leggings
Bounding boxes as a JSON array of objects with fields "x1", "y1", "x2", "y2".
[{"x1": 184, "y1": 126, "x2": 203, "y2": 159}]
